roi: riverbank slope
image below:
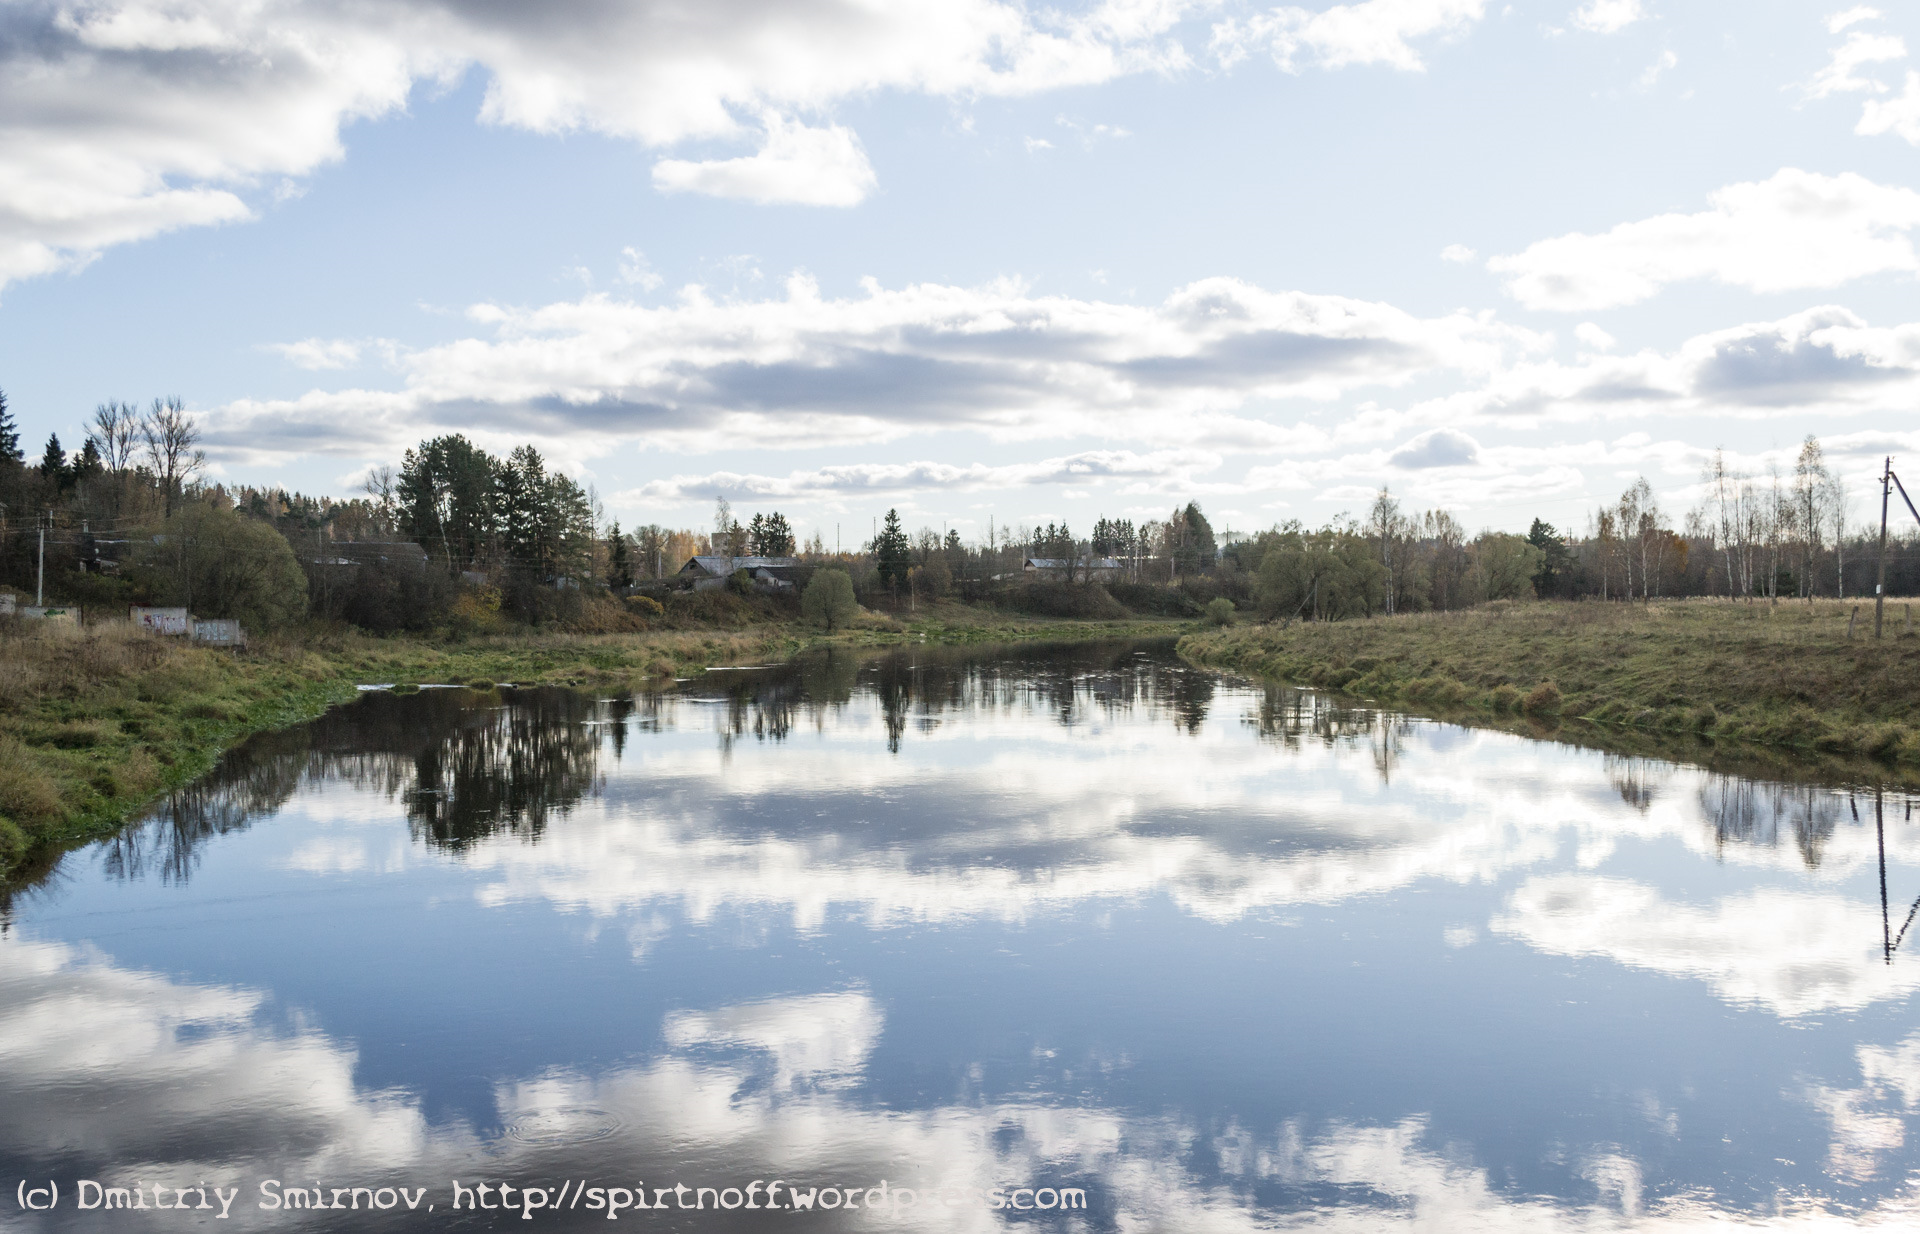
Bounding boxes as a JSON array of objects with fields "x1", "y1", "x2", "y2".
[
  {"x1": 0, "y1": 605, "x2": 1185, "y2": 879},
  {"x1": 1180, "y1": 598, "x2": 1920, "y2": 765}
]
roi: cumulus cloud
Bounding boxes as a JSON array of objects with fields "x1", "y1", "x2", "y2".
[
  {"x1": 1806, "y1": 29, "x2": 1908, "y2": 99},
  {"x1": 1416, "y1": 304, "x2": 1920, "y2": 429},
  {"x1": 0, "y1": 0, "x2": 1199, "y2": 288},
  {"x1": 1440, "y1": 244, "x2": 1476, "y2": 263},
  {"x1": 621, "y1": 448, "x2": 1223, "y2": 506},
  {"x1": 1211, "y1": 0, "x2": 1485, "y2": 73},
  {"x1": 1859, "y1": 71, "x2": 1920, "y2": 143},
  {"x1": 1574, "y1": 322, "x2": 1616, "y2": 351},
  {"x1": 217, "y1": 275, "x2": 1533, "y2": 465},
  {"x1": 1571, "y1": 0, "x2": 1642, "y2": 36},
  {"x1": 1387, "y1": 427, "x2": 1480, "y2": 468},
  {"x1": 652, "y1": 115, "x2": 877, "y2": 206},
  {"x1": 1488, "y1": 168, "x2": 1920, "y2": 311}
]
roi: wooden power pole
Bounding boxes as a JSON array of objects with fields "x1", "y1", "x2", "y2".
[{"x1": 1876, "y1": 457, "x2": 1892, "y2": 639}]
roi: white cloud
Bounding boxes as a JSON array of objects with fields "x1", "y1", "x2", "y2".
[
  {"x1": 1574, "y1": 322, "x2": 1616, "y2": 350},
  {"x1": 1488, "y1": 168, "x2": 1920, "y2": 311},
  {"x1": 617, "y1": 247, "x2": 664, "y2": 291},
  {"x1": 1211, "y1": 0, "x2": 1485, "y2": 73},
  {"x1": 222, "y1": 275, "x2": 1536, "y2": 465},
  {"x1": 1571, "y1": 0, "x2": 1642, "y2": 36},
  {"x1": 620, "y1": 448, "x2": 1223, "y2": 506},
  {"x1": 1829, "y1": 6, "x2": 1884, "y2": 35},
  {"x1": 1636, "y1": 48, "x2": 1677, "y2": 88},
  {"x1": 264, "y1": 337, "x2": 364, "y2": 370},
  {"x1": 1387, "y1": 427, "x2": 1480, "y2": 468},
  {"x1": 1440, "y1": 243, "x2": 1476, "y2": 263},
  {"x1": 1859, "y1": 71, "x2": 1920, "y2": 143},
  {"x1": 0, "y1": 0, "x2": 1201, "y2": 288},
  {"x1": 1806, "y1": 30, "x2": 1908, "y2": 99},
  {"x1": 652, "y1": 115, "x2": 877, "y2": 206}
]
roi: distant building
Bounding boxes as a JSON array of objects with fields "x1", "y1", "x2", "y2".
[
  {"x1": 1023, "y1": 557, "x2": 1123, "y2": 581},
  {"x1": 308, "y1": 541, "x2": 432, "y2": 570},
  {"x1": 676, "y1": 555, "x2": 802, "y2": 592}
]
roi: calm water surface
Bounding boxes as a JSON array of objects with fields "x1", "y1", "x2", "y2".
[{"x1": 5, "y1": 640, "x2": 1920, "y2": 1230}]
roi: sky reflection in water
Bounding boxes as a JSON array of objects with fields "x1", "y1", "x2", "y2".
[{"x1": 5, "y1": 640, "x2": 1920, "y2": 1230}]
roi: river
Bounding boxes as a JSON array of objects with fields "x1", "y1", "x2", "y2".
[{"x1": 4, "y1": 639, "x2": 1918, "y2": 1229}]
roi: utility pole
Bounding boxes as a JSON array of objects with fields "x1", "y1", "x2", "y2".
[
  {"x1": 1876, "y1": 457, "x2": 1892, "y2": 639},
  {"x1": 37, "y1": 510, "x2": 48, "y2": 606}
]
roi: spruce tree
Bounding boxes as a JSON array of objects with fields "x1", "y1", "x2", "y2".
[
  {"x1": 40, "y1": 433, "x2": 68, "y2": 488},
  {"x1": 875, "y1": 508, "x2": 912, "y2": 591},
  {"x1": 0, "y1": 389, "x2": 21, "y2": 464}
]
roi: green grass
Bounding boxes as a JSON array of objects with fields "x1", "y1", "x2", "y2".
[
  {"x1": 1179, "y1": 597, "x2": 1920, "y2": 772},
  {"x1": 0, "y1": 604, "x2": 1188, "y2": 880}
]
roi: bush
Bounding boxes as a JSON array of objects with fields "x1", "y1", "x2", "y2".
[
  {"x1": 132, "y1": 500, "x2": 308, "y2": 630},
  {"x1": 1205, "y1": 597, "x2": 1237, "y2": 626},
  {"x1": 1003, "y1": 582, "x2": 1129, "y2": 619},
  {"x1": 1521, "y1": 681, "x2": 1563, "y2": 715},
  {"x1": 626, "y1": 594, "x2": 665, "y2": 617},
  {"x1": 1106, "y1": 582, "x2": 1201, "y2": 617},
  {"x1": 802, "y1": 569, "x2": 859, "y2": 631}
]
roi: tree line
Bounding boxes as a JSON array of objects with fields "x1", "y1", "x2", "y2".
[{"x1": 3, "y1": 390, "x2": 1916, "y2": 634}]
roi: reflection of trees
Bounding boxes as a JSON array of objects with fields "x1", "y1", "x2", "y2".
[
  {"x1": 91, "y1": 687, "x2": 609, "y2": 881},
  {"x1": 690, "y1": 640, "x2": 1210, "y2": 755},
  {"x1": 1252, "y1": 684, "x2": 1399, "y2": 764},
  {"x1": 1605, "y1": 756, "x2": 1670, "y2": 812},
  {"x1": 1698, "y1": 776, "x2": 1842, "y2": 868},
  {"x1": 404, "y1": 690, "x2": 602, "y2": 852},
  {"x1": 102, "y1": 751, "x2": 308, "y2": 884}
]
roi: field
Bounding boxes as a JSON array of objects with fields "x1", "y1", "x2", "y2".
[
  {"x1": 1180, "y1": 597, "x2": 1920, "y2": 770},
  {"x1": 0, "y1": 603, "x2": 1183, "y2": 879}
]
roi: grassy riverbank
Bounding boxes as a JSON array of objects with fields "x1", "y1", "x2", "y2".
[
  {"x1": 0, "y1": 604, "x2": 1185, "y2": 879},
  {"x1": 1180, "y1": 598, "x2": 1920, "y2": 767}
]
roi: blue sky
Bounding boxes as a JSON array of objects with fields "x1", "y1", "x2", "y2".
[{"x1": 2, "y1": 0, "x2": 1918, "y2": 542}]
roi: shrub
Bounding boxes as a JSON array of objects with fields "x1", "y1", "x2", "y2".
[
  {"x1": 1522, "y1": 681, "x2": 1562, "y2": 715},
  {"x1": 802, "y1": 569, "x2": 859, "y2": 631},
  {"x1": 1490, "y1": 684, "x2": 1522, "y2": 712},
  {"x1": 1004, "y1": 582, "x2": 1129, "y2": 620},
  {"x1": 132, "y1": 500, "x2": 310, "y2": 631},
  {"x1": 1205, "y1": 597, "x2": 1237, "y2": 626},
  {"x1": 1106, "y1": 582, "x2": 1201, "y2": 617},
  {"x1": 626, "y1": 594, "x2": 665, "y2": 617}
]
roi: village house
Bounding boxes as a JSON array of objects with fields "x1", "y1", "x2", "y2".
[
  {"x1": 1022, "y1": 557, "x2": 1124, "y2": 582},
  {"x1": 675, "y1": 555, "x2": 802, "y2": 592}
]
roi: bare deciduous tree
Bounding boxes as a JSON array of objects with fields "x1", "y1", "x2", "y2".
[
  {"x1": 87, "y1": 400, "x2": 140, "y2": 472},
  {"x1": 141, "y1": 396, "x2": 204, "y2": 517}
]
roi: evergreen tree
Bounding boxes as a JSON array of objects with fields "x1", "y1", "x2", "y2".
[
  {"x1": 1172, "y1": 502, "x2": 1217, "y2": 575},
  {"x1": 608, "y1": 522, "x2": 633, "y2": 589},
  {"x1": 875, "y1": 508, "x2": 912, "y2": 592},
  {"x1": 1526, "y1": 518, "x2": 1574, "y2": 598},
  {"x1": 39, "y1": 433, "x2": 69, "y2": 488},
  {"x1": 763, "y1": 511, "x2": 795, "y2": 557},
  {"x1": 398, "y1": 434, "x2": 498, "y2": 573},
  {"x1": 0, "y1": 389, "x2": 21, "y2": 465},
  {"x1": 75, "y1": 437, "x2": 104, "y2": 482}
]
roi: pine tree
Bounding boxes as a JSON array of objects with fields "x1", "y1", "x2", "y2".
[
  {"x1": 40, "y1": 432, "x2": 69, "y2": 488},
  {"x1": 0, "y1": 389, "x2": 21, "y2": 464}
]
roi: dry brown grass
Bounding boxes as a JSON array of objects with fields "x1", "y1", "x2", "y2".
[{"x1": 1181, "y1": 597, "x2": 1920, "y2": 766}]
